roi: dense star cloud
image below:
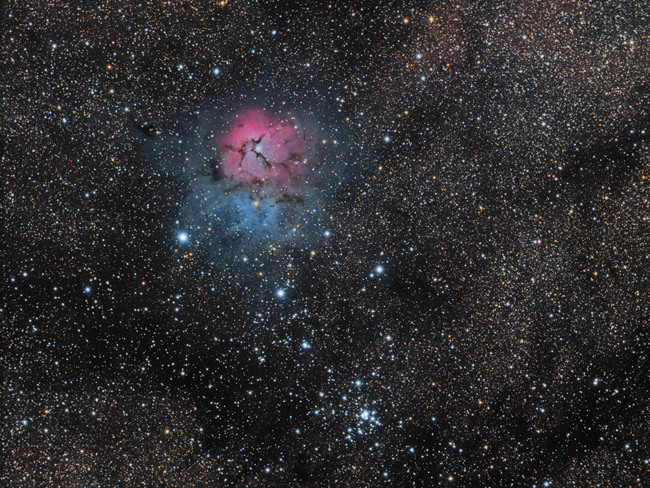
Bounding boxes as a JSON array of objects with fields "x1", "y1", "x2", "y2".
[{"x1": 4, "y1": 1, "x2": 650, "y2": 487}]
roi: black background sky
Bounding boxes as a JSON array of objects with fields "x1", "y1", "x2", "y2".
[{"x1": 3, "y1": 1, "x2": 650, "y2": 486}]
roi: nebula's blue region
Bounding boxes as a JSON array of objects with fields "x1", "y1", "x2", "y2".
[
  {"x1": 175, "y1": 173, "x2": 327, "y2": 257},
  {"x1": 142, "y1": 91, "x2": 362, "y2": 288}
]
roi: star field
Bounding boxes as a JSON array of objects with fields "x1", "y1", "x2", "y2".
[{"x1": 3, "y1": 1, "x2": 650, "y2": 486}]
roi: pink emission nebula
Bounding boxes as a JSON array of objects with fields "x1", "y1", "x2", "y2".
[{"x1": 217, "y1": 109, "x2": 320, "y2": 196}]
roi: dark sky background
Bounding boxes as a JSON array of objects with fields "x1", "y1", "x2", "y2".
[{"x1": 3, "y1": 1, "x2": 650, "y2": 486}]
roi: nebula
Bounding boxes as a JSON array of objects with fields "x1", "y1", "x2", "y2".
[
  {"x1": 143, "y1": 96, "x2": 360, "y2": 271},
  {"x1": 217, "y1": 109, "x2": 320, "y2": 197}
]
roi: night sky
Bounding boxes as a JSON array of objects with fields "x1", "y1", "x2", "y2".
[{"x1": 3, "y1": 1, "x2": 650, "y2": 486}]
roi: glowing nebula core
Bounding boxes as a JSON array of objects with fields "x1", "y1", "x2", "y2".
[{"x1": 217, "y1": 109, "x2": 320, "y2": 196}]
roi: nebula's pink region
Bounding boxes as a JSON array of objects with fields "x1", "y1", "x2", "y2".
[{"x1": 217, "y1": 109, "x2": 319, "y2": 196}]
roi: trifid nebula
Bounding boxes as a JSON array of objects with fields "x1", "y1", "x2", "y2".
[{"x1": 3, "y1": 1, "x2": 650, "y2": 486}]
